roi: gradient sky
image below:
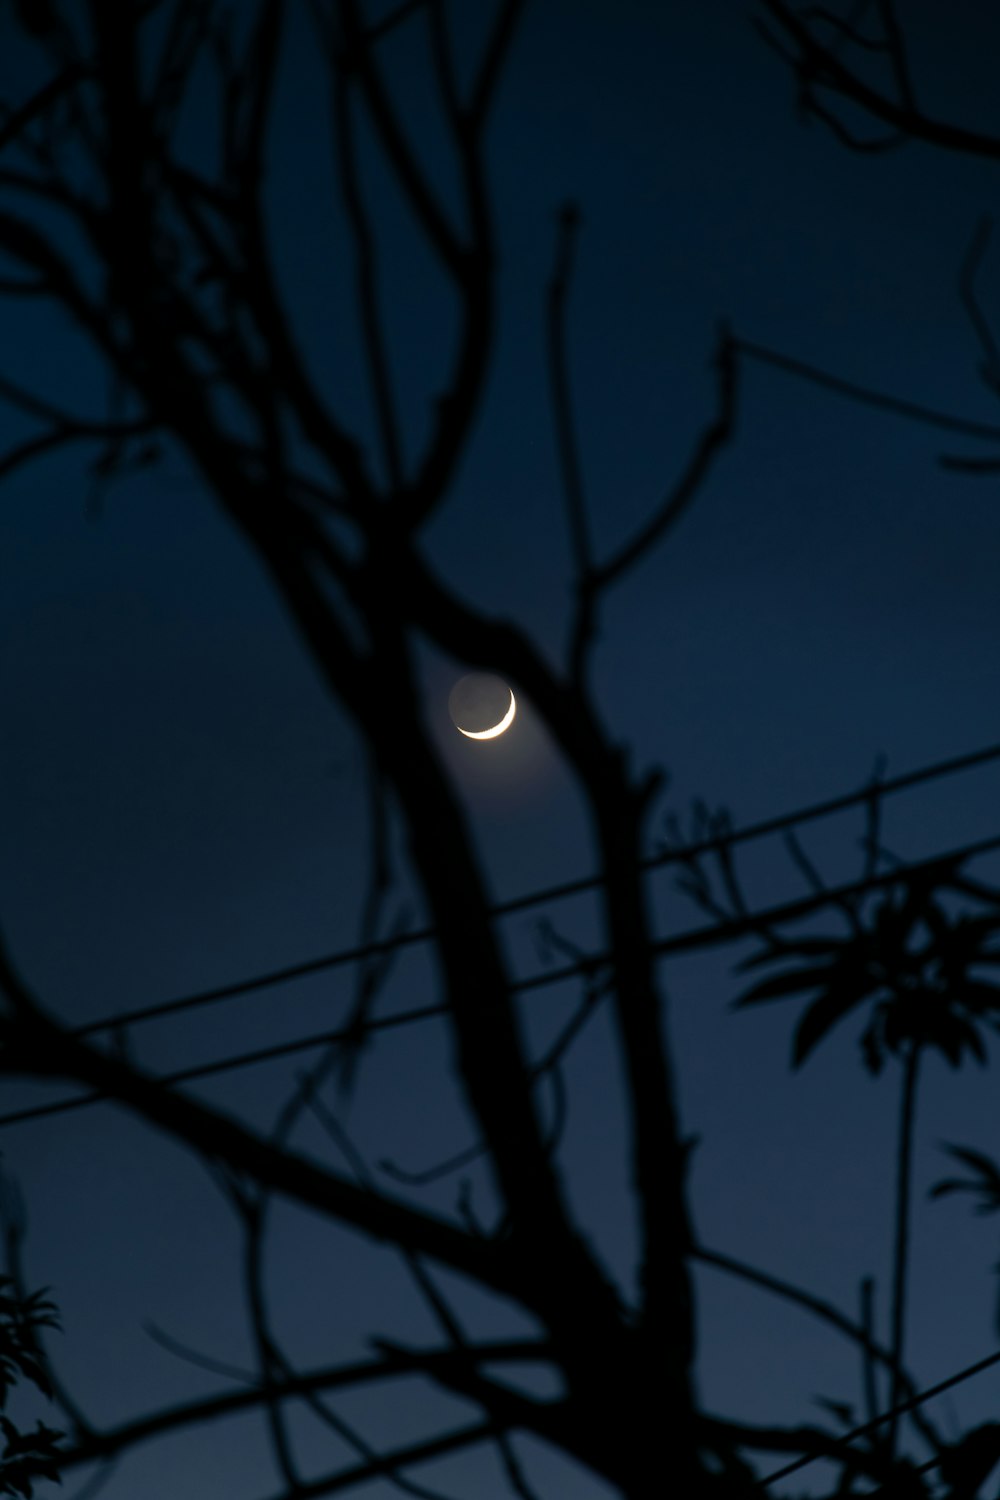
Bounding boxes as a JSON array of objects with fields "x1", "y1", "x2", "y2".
[{"x1": 3, "y1": 2, "x2": 1000, "y2": 1496}]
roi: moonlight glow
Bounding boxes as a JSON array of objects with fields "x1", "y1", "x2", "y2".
[
  {"x1": 449, "y1": 674, "x2": 516, "y2": 740},
  {"x1": 457, "y1": 689, "x2": 516, "y2": 739}
]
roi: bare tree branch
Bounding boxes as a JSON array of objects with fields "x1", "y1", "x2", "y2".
[
  {"x1": 467, "y1": 0, "x2": 529, "y2": 136},
  {"x1": 737, "y1": 333, "x2": 1000, "y2": 441},
  {"x1": 0, "y1": 927, "x2": 522, "y2": 1303},
  {"x1": 6, "y1": 7, "x2": 997, "y2": 1496},
  {"x1": 0, "y1": 64, "x2": 91, "y2": 156},
  {"x1": 250, "y1": 1419, "x2": 499, "y2": 1500},
  {"x1": 334, "y1": 0, "x2": 463, "y2": 276},
  {"x1": 692, "y1": 1241, "x2": 943, "y2": 1457},
  {"x1": 54, "y1": 1340, "x2": 551, "y2": 1473},
  {"x1": 331, "y1": 50, "x2": 404, "y2": 489},
  {"x1": 759, "y1": 0, "x2": 1000, "y2": 162},
  {"x1": 594, "y1": 325, "x2": 737, "y2": 589},
  {"x1": 545, "y1": 200, "x2": 596, "y2": 680}
]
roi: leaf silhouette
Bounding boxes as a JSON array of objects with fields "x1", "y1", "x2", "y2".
[
  {"x1": 955, "y1": 979, "x2": 1000, "y2": 1014},
  {"x1": 942, "y1": 1143, "x2": 1000, "y2": 1182},
  {"x1": 933, "y1": 913, "x2": 1000, "y2": 973},
  {"x1": 860, "y1": 1018, "x2": 885, "y2": 1076},
  {"x1": 792, "y1": 973, "x2": 881, "y2": 1067},
  {"x1": 736, "y1": 937, "x2": 841, "y2": 973},
  {"x1": 952, "y1": 1014, "x2": 988, "y2": 1065},
  {"x1": 937, "y1": 1420, "x2": 1000, "y2": 1498},
  {"x1": 928, "y1": 1179, "x2": 971, "y2": 1202},
  {"x1": 918, "y1": 1007, "x2": 980, "y2": 1068},
  {"x1": 733, "y1": 963, "x2": 834, "y2": 1007},
  {"x1": 733, "y1": 855, "x2": 1000, "y2": 1080},
  {"x1": 929, "y1": 1142, "x2": 1000, "y2": 1213},
  {"x1": 0, "y1": 1417, "x2": 63, "y2": 1498}
]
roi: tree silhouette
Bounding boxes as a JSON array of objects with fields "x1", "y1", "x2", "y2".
[
  {"x1": 733, "y1": 857, "x2": 1000, "y2": 1463},
  {"x1": 0, "y1": 1181, "x2": 64, "y2": 1500},
  {"x1": 1, "y1": 3, "x2": 1000, "y2": 1498}
]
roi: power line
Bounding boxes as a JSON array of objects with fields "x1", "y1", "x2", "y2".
[
  {"x1": 67, "y1": 736, "x2": 1000, "y2": 1040},
  {"x1": 757, "y1": 1344, "x2": 1000, "y2": 1488},
  {"x1": 0, "y1": 1001, "x2": 444, "y2": 1130},
  {"x1": 4, "y1": 824, "x2": 1000, "y2": 1132}
]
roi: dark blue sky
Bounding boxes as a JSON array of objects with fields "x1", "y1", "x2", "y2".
[{"x1": 3, "y1": 2, "x2": 1000, "y2": 1496}]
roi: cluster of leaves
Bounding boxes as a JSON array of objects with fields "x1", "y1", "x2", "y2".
[
  {"x1": 931, "y1": 1142, "x2": 1000, "y2": 1344},
  {"x1": 663, "y1": 809, "x2": 1000, "y2": 1489},
  {"x1": 0, "y1": 1420, "x2": 62, "y2": 1500},
  {"x1": 0, "y1": 1279, "x2": 62, "y2": 1498},
  {"x1": 931, "y1": 1144, "x2": 1000, "y2": 1216},
  {"x1": 0, "y1": 1278, "x2": 58, "y2": 1406},
  {"x1": 734, "y1": 867, "x2": 1000, "y2": 1073}
]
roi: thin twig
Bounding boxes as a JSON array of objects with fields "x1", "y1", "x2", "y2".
[
  {"x1": 738, "y1": 334, "x2": 1000, "y2": 440},
  {"x1": 332, "y1": 56, "x2": 403, "y2": 490},
  {"x1": 144, "y1": 1322, "x2": 258, "y2": 1385},
  {"x1": 876, "y1": 0, "x2": 916, "y2": 113},
  {"x1": 595, "y1": 324, "x2": 737, "y2": 589},
  {"x1": 860, "y1": 1276, "x2": 882, "y2": 1453},
  {"x1": 425, "y1": 0, "x2": 461, "y2": 127},
  {"x1": 959, "y1": 215, "x2": 1000, "y2": 393},
  {"x1": 759, "y1": 0, "x2": 1000, "y2": 163},
  {"x1": 694, "y1": 1241, "x2": 943, "y2": 1456},
  {"x1": 334, "y1": 0, "x2": 462, "y2": 275},
  {"x1": 545, "y1": 200, "x2": 596, "y2": 680},
  {"x1": 547, "y1": 202, "x2": 591, "y2": 579},
  {"x1": 54, "y1": 1340, "x2": 551, "y2": 1472},
  {"x1": 366, "y1": 0, "x2": 425, "y2": 43},
  {"x1": 253, "y1": 1418, "x2": 500, "y2": 1500},
  {"x1": 755, "y1": 1345, "x2": 1000, "y2": 1489},
  {"x1": 467, "y1": 0, "x2": 529, "y2": 136},
  {"x1": 887, "y1": 1039, "x2": 921, "y2": 1462}
]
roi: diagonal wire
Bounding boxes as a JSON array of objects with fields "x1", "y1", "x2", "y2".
[
  {"x1": 4, "y1": 824, "x2": 1000, "y2": 1131},
  {"x1": 756, "y1": 1344, "x2": 1000, "y2": 1488},
  {"x1": 56, "y1": 735, "x2": 1000, "y2": 1042}
]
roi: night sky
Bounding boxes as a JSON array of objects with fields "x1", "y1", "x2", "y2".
[{"x1": 3, "y1": 2, "x2": 1000, "y2": 1496}]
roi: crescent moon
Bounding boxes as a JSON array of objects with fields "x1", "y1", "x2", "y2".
[{"x1": 457, "y1": 688, "x2": 516, "y2": 740}]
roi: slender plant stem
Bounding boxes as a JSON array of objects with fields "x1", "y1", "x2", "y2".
[{"x1": 888, "y1": 1037, "x2": 921, "y2": 1461}]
